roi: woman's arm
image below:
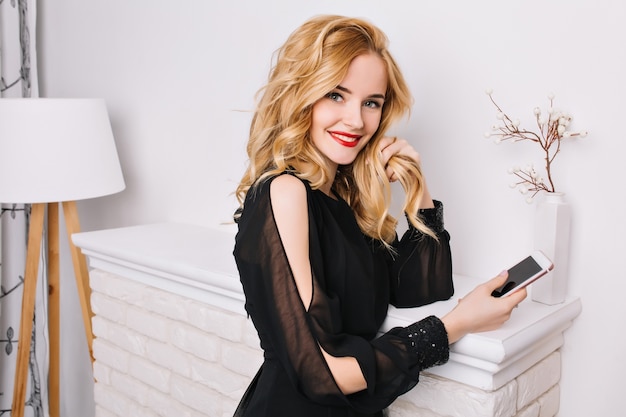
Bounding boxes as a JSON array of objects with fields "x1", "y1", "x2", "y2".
[
  {"x1": 378, "y1": 135, "x2": 528, "y2": 339},
  {"x1": 268, "y1": 173, "x2": 527, "y2": 396},
  {"x1": 270, "y1": 174, "x2": 368, "y2": 394}
]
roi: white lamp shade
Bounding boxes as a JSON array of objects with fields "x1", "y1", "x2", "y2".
[{"x1": 0, "y1": 98, "x2": 125, "y2": 203}]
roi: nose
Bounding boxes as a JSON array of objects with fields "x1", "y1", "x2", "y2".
[{"x1": 343, "y1": 103, "x2": 364, "y2": 130}]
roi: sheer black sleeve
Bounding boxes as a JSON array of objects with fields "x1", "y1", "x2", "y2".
[
  {"x1": 390, "y1": 200, "x2": 454, "y2": 308},
  {"x1": 233, "y1": 178, "x2": 450, "y2": 414}
]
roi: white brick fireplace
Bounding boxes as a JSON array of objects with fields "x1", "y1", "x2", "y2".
[{"x1": 73, "y1": 223, "x2": 581, "y2": 417}]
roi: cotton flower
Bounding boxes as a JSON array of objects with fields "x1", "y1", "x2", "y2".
[{"x1": 484, "y1": 90, "x2": 588, "y2": 202}]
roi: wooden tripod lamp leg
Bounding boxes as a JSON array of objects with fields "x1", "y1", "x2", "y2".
[
  {"x1": 12, "y1": 201, "x2": 94, "y2": 417},
  {"x1": 62, "y1": 201, "x2": 95, "y2": 364},
  {"x1": 48, "y1": 203, "x2": 61, "y2": 417},
  {"x1": 11, "y1": 203, "x2": 46, "y2": 417}
]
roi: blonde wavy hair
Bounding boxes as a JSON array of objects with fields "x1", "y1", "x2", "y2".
[{"x1": 236, "y1": 15, "x2": 435, "y2": 244}]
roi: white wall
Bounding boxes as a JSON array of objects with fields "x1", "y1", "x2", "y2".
[{"x1": 38, "y1": 1, "x2": 625, "y2": 415}]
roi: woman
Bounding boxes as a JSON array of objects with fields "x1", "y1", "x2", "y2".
[{"x1": 233, "y1": 15, "x2": 526, "y2": 417}]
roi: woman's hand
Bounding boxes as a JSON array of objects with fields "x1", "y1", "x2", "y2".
[
  {"x1": 378, "y1": 136, "x2": 434, "y2": 209},
  {"x1": 441, "y1": 271, "x2": 527, "y2": 344},
  {"x1": 378, "y1": 136, "x2": 420, "y2": 182}
]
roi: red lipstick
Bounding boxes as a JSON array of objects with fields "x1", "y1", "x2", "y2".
[{"x1": 329, "y1": 131, "x2": 362, "y2": 148}]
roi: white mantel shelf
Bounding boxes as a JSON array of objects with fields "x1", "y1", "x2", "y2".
[{"x1": 73, "y1": 222, "x2": 581, "y2": 392}]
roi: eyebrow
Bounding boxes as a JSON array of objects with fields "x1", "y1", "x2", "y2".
[{"x1": 336, "y1": 85, "x2": 386, "y2": 100}]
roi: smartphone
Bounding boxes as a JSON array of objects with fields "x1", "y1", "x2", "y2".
[{"x1": 491, "y1": 250, "x2": 554, "y2": 298}]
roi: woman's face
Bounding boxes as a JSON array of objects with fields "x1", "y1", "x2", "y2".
[{"x1": 310, "y1": 52, "x2": 387, "y2": 170}]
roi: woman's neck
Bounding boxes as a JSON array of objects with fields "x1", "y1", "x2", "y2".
[
  {"x1": 319, "y1": 182, "x2": 335, "y2": 198},
  {"x1": 296, "y1": 160, "x2": 337, "y2": 198}
]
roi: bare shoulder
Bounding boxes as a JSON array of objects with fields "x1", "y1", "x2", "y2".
[
  {"x1": 270, "y1": 174, "x2": 308, "y2": 236},
  {"x1": 269, "y1": 174, "x2": 307, "y2": 211},
  {"x1": 270, "y1": 173, "x2": 306, "y2": 195}
]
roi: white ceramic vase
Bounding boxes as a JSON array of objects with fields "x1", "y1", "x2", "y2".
[{"x1": 531, "y1": 192, "x2": 571, "y2": 305}]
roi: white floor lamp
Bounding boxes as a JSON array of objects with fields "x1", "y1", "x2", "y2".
[{"x1": 0, "y1": 98, "x2": 125, "y2": 417}]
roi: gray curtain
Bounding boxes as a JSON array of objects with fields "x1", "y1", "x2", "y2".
[{"x1": 0, "y1": 1, "x2": 47, "y2": 417}]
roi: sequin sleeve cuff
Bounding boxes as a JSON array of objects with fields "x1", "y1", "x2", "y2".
[
  {"x1": 406, "y1": 200, "x2": 445, "y2": 235},
  {"x1": 399, "y1": 315, "x2": 449, "y2": 370}
]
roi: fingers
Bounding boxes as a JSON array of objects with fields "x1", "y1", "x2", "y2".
[
  {"x1": 486, "y1": 270, "x2": 528, "y2": 304},
  {"x1": 488, "y1": 271, "x2": 508, "y2": 289},
  {"x1": 385, "y1": 166, "x2": 398, "y2": 182},
  {"x1": 379, "y1": 136, "x2": 420, "y2": 164},
  {"x1": 378, "y1": 136, "x2": 420, "y2": 182},
  {"x1": 506, "y1": 286, "x2": 528, "y2": 305},
  {"x1": 379, "y1": 135, "x2": 398, "y2": 152},
  {"x1": 378, "y1": 136, "x2": 398, "y2": 166}
]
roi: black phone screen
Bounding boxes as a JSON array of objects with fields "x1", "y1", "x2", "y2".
[{"x1": 491, "y1": 256, "x2": 542, "y2": 297}]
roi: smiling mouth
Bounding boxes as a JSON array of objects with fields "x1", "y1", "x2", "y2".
[{"x1": 329, "y1": 131, "x2": 362, "y2": 148}]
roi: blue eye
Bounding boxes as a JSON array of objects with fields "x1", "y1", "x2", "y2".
[
  {"x1": 326, "y1": 92, "x2": 343, "y2": 102},
  {"x1": 364, "y1": 100, "x2": 382, "y2": 109}
]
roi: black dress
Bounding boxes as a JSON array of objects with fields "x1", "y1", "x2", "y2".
[{"x1": 233, "y1": 173, "x2": 454, "y2": 417}]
